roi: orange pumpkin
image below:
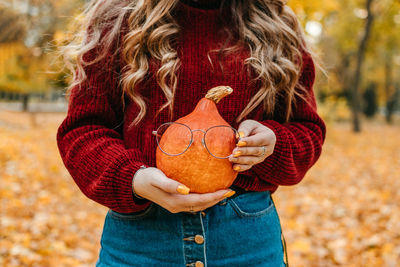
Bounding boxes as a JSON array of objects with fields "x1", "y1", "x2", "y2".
[{"x1": 155, "y1": 86, "x2": 238, "y2": 193}]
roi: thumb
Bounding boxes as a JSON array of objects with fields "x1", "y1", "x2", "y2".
[
  {"x1": 151, "y1": 168, "x2": 191, "y2": 195},
  {"x1": 237, "y1": 119, "x2": 256, "y2": 139}
]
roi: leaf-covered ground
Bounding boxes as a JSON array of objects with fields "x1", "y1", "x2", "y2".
[
  {"x1": 273, "y1": 120, "x2": 400, "y2": 267},
  {"x1": 1, "y1": 110, "x2": 399, "y2": 266}
]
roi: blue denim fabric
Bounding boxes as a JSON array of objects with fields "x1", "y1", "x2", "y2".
[{"x1": 95, "y1": 190, "x2": 287, "y2": 267}]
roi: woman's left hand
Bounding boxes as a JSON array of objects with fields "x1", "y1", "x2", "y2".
[{"x1": 229, "y1": 119, "x2": 276, "y2": 172}]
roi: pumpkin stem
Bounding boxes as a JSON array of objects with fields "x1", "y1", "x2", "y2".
[{"x1": 205, "y1": 86, "x2": 233, "y2": 104}]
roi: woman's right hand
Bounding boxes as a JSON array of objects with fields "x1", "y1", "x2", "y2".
[{"x1": 133, "y1": 167, "x2": 235, "y2": 213}]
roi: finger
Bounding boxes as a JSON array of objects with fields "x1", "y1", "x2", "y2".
[
  {"x1": 181, "y1": 189, "x2": 233, "y2": 207},
  {"x1": 237, "y1": 132, "x2": 272, "y2": 147},
  {"x1": 237, "y1": 120, "x2": 257, "y2": 139},
  {"x1": 229, "y1": 154, "x2": 264, "y2": 165},
  {"x1": 231, "y1": 163, "x2": 252, "y2": 172},
  {"x1": 150, "y1": 172, "x2": 191, "y2": 195},
  {"x1": 231, "y1": 146, "x2": 272, "y2": 157}
]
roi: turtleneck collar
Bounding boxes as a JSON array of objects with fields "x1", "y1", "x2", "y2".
[{"x1": 179, "y1": 0, "x2": 223, "y2": 10}]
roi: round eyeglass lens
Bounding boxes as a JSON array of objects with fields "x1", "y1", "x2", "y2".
[
  {"x1": 204, "y1": 126, "x2": 237, "y2": 158},
  {"x1": 156, "y1": 122, "x2": 192, "y2": 156}
]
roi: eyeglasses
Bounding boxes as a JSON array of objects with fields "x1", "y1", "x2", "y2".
[{"x1": 152, "y1": 122, "x2": 239, "y2": 159}]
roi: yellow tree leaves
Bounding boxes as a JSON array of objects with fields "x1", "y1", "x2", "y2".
[
  {"x1": 0, "y1": 43, "x2": 49, "y2": 93},
  {"x1": 288, "y1": 0, "x2": 340, "y2": 22}
]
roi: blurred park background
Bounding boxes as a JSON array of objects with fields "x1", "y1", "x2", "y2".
[{"x1": 0, "y1": 0, "x2": 399, "y2": 266}]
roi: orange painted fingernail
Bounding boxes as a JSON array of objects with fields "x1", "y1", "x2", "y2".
[
  {"x1": 233, "y1": 165, "x2": 241, "y2": 171},
  {"x1": 177, "y1": 185, "x2": 190, "y2": 195},
  {"x1": 223, "y1": 191, "x2": 236, "y2": 198},
  {"x1": 237, "y1": 141, "x2": 247, "y2": 147},
  {"x1": 233, "y1": 151, "x2": 241, "y2": 157},
  {"x1": 239, "y1": 131, "x2": 245, "y2": 138}
]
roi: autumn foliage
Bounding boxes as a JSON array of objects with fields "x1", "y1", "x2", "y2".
[{"x1": 1, "y1": 111, "x2": 399, "y2": 266}]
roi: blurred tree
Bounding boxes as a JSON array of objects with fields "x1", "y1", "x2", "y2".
[
  {"x1": 385, "y1": 85, "x2": 399, "y2": 123},
  {"x1": 351, "y1": 0, "x2": 375, "y2": 132},
  {"x1": 0, "y1": 0, "x2": 84, "y2": 110},
  {"x1": 370, "y1": 1, "x2": 400, "y2": 123},
  {"x1": 292, "y1": 0, "x2": 400, "y2": 126},
  {"x1": 0, "y1": 7, "x2": 26, "y2": 43},
  {"x1": 362, "y1": 82, "x2": 378, "y2": 118},
  {"x1": 0, "y1": 0, "x2": 399, "y2": 119}
]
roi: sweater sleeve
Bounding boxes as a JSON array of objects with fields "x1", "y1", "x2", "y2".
[
  {"x1": 56, "y1": 40, "x2": 151, "y2": 213},
  {"x1": 240, "y1": 51, "x2": 326, "y2": 186}
]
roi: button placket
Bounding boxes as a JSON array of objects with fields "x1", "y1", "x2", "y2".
[{"x1": 182, "y1": 212, "x2": 207, "y2": 267}]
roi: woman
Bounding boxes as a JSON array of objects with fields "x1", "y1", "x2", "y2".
[{"x1": 57, "y1": 0, "x2": 326, "y2": 266}]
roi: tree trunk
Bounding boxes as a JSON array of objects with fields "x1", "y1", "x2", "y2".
[
  {"x1": 351, "y1": 0, "x2": 375, "y2": 132},
  {"x1": 384, "y1": 51, "x2": 394, "y2": 124},
  {"x1": 22, "y1": 93, "x2": 30, "y2": 111},
  {"x1": 337, "y1": 52, "x2": 353, "y2": 101},
  {"x1": 386, "y1": 86, "x2": 399, "y2": 124}
]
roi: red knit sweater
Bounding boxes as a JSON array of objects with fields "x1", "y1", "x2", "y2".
[{"x1": 56, "y1": 1, "x2": 326, "y2": 213}]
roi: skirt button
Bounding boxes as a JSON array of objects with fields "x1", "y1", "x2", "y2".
[{"x1": 194, "y1": 234, "x2": 204, "y2": 244}]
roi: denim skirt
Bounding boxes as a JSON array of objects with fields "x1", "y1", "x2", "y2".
[{"x1": 95, "y1": 189, "x2": 288, "y2": 267}]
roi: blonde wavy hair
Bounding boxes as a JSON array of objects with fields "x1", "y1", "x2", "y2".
[{"x1": 62, "y1": 0, "x2": 311, "y2": 129}]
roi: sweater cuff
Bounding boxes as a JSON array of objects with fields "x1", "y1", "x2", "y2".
[
  {"x1": 114, "y1": 160, "x2": 152, "y2": 212},
  {"x1": 131, "y1": 165, "x2": 151, "y2": 205}
]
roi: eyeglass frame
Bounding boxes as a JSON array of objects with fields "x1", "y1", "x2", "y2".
[{"x1": 152, "y1": 122, "x2": 239, "y2": 159}]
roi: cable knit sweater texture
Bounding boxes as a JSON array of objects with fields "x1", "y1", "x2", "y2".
[{"x1": 56, "y1": 0, "x2": 327, "y2": 213}]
